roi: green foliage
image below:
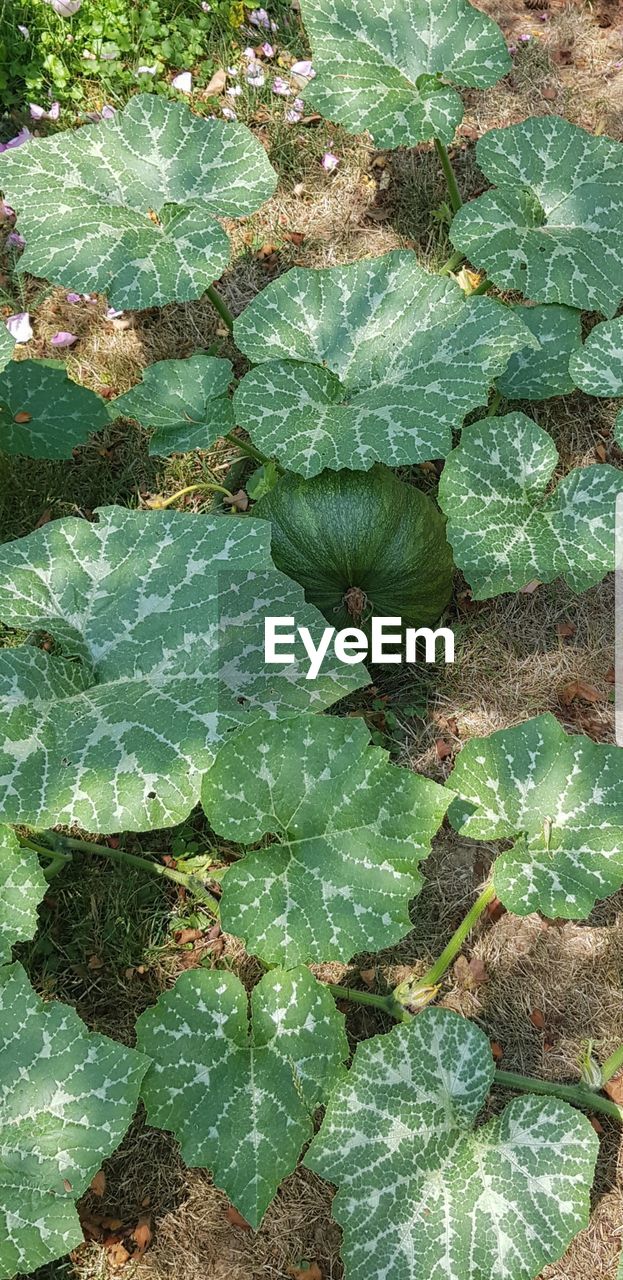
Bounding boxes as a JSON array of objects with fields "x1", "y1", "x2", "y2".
[
  {"x1": 0, "y1": 827, "x2": 47, "y2": 964},
  {"x1": 202, "y1": 713, "x2": 450, "y2": 965},
  {"x1": 137, "y1": 966, "x2": 347, "y2": 1226},
  {"x1": 496, "y1": 304, "x2": 582, "y2": 401},
  {"x1": 0, "y1": 358, "x2": 109, "y2": 457},
  {"x1": 108, "y1": 355, "x2": 234, "y2": 455},
  {"x1": 234, "y1": 252, "x2": 535, "y2": 475},
  {"x1": 569, "y1": 316, "x2": 623, "y2": 398},
  {"x1": 448, "y1": 713, "x2": 623, "y2": 919},
  {"x1": 255, "y1": 464, "x2": 454, "y2": 630},
  {"x1": 0, "y1": 95, "x2": 277, "y2": 309},
  {"x1": 0, "y1": 329, "x2": 14, "y2": 374},
  {"x1": 450, "y1": 116, "x2": 623, "y2": 316},
  {"x1": 306, "y1": 1005, "x2": 599, "y2": 1280},
  {"x1": 300, "y1": 0, "x2": 510, "y2": 148},
  {"x1": 0, "y1": 962, "x2": 148, "y2": 1279},
  {"x1": 438, "y1": 412, "x2": 619, "y2": 597},
  {"x1": 0, "y1": 506, "x2": 365, "y2": 833}
]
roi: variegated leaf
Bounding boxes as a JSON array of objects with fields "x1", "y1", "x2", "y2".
[
  {"x1": 0, "y1": 827, "x2": 47, "y2": 964},
  {"x1": 569, "y1": 316, "x2": 623, "y2": 398},
  {"x1": 137, "y1": 966, "x2": 347, "y2": 1227},
  {"x1": 305, "y1": 1005, "x2": 598, "y2": 1280},
  {"x1": 0, "y1": 962, "x2": 147, "y2": 1279},
  {"x1": 234, "y1": 253, "x2": 536, "y2": 476},
  {"x1": 0, "y1": 507, "x2": 367, "y2": 833},
  {"x1": 0, "y1": 327, "x2": 14, "y2": 374},
  {"x1": 496, "y1": 304, "x2": 582, "y2": 401},
  {"x1": 108, "y1": 355, "x2": 234, "y2": 455},
  {"x1": 0, "y1": 95, "x2": 277, "y2": 310},
  {"x1": 450, "y1": 116, "x2": 623, "y2": 316},
  {"x1": 438, "y1": 412, "x2": 619, "y2": 598},
  {"x1": 202, "y1": 714, "x2": 450, "y2": 965},
  {"x1": 300, "y1": 0, "x2": 510, "y2": 148},
  {"x1": 0, "y1": 359, "x2": 109, "y2": 457},
  {"x1": 449, "y1": 713, "x2": 623, "y2": 918}
]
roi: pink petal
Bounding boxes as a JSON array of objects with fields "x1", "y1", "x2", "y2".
[
  {"x1": 51, "y1": 331, "x2": 78, "y2": 347},
  {"x1": 106, "y1": 306, "x2": 123, "y2": 319},
  {"x1": 0, "y1": 200, "x2": 15, "y2": 218},
  {"x1": 6, "y1": 231, "x2": 25, "y2": 248},
  {"x1": 272, "y1": 76, "x2": 291, "y2": 96},
  {"x1": 172, "y1": 71, "x2": 192, "y2": 93},
  {"x1": 321, "y1": 151, "x2": 339, "y2": 172},
  {"x1": 29, "y1": 103, "x2": 46, "y2": 120},
  {"x1": 101, "y1": 104, "x2": 116, "y2": 119},
  {"x1": 47, "y1": 0, "x2": 83, "y2": 13},
  {"x1": 261, "y1": 42, "x2": 274, "y2": 57},
  {"x1": 48, "y1": 101, "x2": 60, "y2": 120},
  {"x1": 6, "y1": 312, "x2": 33, "y2": 343},
  {"x1": 291, "y1": 59, "x2": 315, "y2": 78},
  {"x1": 66, "y1": 292, "x2": 82, "y2": 303}
]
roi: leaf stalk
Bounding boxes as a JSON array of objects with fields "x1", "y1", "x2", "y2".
[
  {"x1": 147, "y1": 481, "x2": 235, "y2": 509},
  {"x1": 393, "y1": 882, "x2": 496, "y2": 1012},
  {"x1": 600, "y1": 1042, "x2": 623, "y2": 1087},
  {"x1": 494, "y1": 1069, "x2": 623, "y2": 1123},
  {"x1": 206, "y1": 283, "x2": 235, "y2": 333},
  {"x1": 434, "y1": 139, "x2": 462, "y2": 215}
]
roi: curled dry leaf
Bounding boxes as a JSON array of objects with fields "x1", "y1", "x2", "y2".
[
  {"x1": 90, "y1": 1169, "x2": 106, "y2": 1197},
  {"x1": 560, "y1": 680, "x2": 606, "y2": 704},
  {"x1": 225, "y1": 1204, "x2": 252, "y2": 1230},
  {"x1": 529, "y1": 1008, "x2": 546, "y2": 1031}
]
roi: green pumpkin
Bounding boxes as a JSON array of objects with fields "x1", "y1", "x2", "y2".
[{"x1": 255, "y1": 464, "x2": 453, "y2": 631}]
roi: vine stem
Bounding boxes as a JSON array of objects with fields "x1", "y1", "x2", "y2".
[
  {"x1": 487, "y1": 390, "x2": 502, "y2": 418},
  {"x1": 494, "y1": 1070, "x2": 623, "y2": 1123},
  {"x1": 326, "y1": 983, "x2": 412, "y2": 1023},
  {"x1": 393, "y1": 883, "x2": 496, "y2": 1012},
  {"x1": 147, "y1": 481, "x2": 235, "y2": 510},
  {"x1": 224, "y1": 432, "x2": 283, "y2": 471},
  {"x1": 439, "y1": 248, "x2": 466, "y2": 276},
  {"x1": 600, "y1": 1042, "x2": 623, "y2": 1086},
  {"x1": 21, "y1": 833, "x2": 220, "y2": 914},
  {"x1": 206, "y1": 284, "x2": 235, "y2": 333},
  {"x1": 434, "y1": 139, "x2": 462, "y2": 215}
]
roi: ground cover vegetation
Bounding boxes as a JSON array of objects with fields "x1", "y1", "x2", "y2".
[{"x1": 2, "y1": 1, "x2": 623, "y2": 1278}]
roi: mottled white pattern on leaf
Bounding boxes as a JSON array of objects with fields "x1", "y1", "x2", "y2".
[
  {"x1": 0, "y1": 359, "x2": 109, "y2": 457},
  {"x1": 569, "y1": 317, "x2": 623, "y2": 398},
  {"x1": 0, "y1": 327, "x2": 14, "y2": 373},
  {"x1": 0, "y1": 508, "x2": 366, "y2": 833},
  {"x1": 234, "y1": 253, "x2": 535, "y2": 476},
  {"x1": 300, "y1": 0, "x2": 510, "y2": 147},
  {"x1": 202, "y1": 714, "x2": 450, "y2": 964},
  {"x1": 450, "y1": 116, "x2": 623, "y2": 316},
  {"x1": 0, "y1": 95, "x2": 277, "y2": 309},
  {"x1": 305, "y1": 1005, "x2": 598, "y2": 1280},
  {"x1": 0, "y1": 963, "x2": 147, "y2": 1279},
  {"x1": 137, "y1": 966, "x2": 347, "y2": 1227},
  {"x1": 496, "y1": 304, "x2": 581, "y2": 400},
  {"x1": 438, "y1": 412, "x2": 619, "y2": 598},
  {"x1": 449, "y1": 713, "x2": 623, "y2": 918},
  {"x1": 108, "y1": 355, "x2": 234, "y2": 455},
  {"x1": 0, "y1": 827, "x2": 47, "y2": 964}
]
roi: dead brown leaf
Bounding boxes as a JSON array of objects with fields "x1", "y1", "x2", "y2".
[
  {"x1": 490, "y1": 1040, "x2": 504, "y2": 1061},
  {"x1": 435, "y1": 738, "x2": 453, "y2": 760},
  {"x1": 359, "y1": 968, "x2": 377, "y2": 988},
  {"x1": 174, "y1": 927, "x2": 203, "y2": 945},
  {"x1": 560, "y1": 679, "x2": 606, "y2": 704},
  {"x1": 226, "y1": 1205, "x2": 252, "y2": 1230},
  {"x1": 529, "y1": 1008, "x2": 546, "y2": 1030},
  {"x1": 13, "y1": 411, "x2": 32, "y2": 423},
  {"x1": 90, "y1": 1169, "x2": 106, "y2": 1197},
  {"x1": 132, "y1": 1215, "x2": 153, "y2": 1256},
  {"x1": 223, "y1": 489, "x2": 250, "y2": 512},
  {"x1": 288, "y1": 1265, "x2": 323, "y2": 1280},
  {"x1": 604, "y1": 1072, "x2": 623, "y2": 1105},
  {"x1": 556, "y1": 621, "x2": 576, "y2": 639},
  {"x1": 205, "y1": 68, "x2": 227, "y2": 95}
]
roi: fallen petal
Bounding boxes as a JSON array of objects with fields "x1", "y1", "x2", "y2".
[
  {"x1": 46, "y1": 0, "x2": 83, "y2": 13},
  {"x1": 6, "y1": 231, "x2": 25, "y2": 248},
  {"x1": 66, "y1": 292, "x2": 82, "y2": 302},
  {"x1": 291, "y1": 59, "x2": 315, "y2": 78},
  {"x1": 106, "y1": 306, "x2": 124, "y2": 319},
  {"x1": 272, "y1": 76, "x2": 291, "y2": 96},
  {"x1": 172, "y1": 71, "x2": 192, "y2": 93},
  {"x1": 321, "y1": 151, "x2": 339, "y2": 172},
  {"x1": 50, "y1": 331, "x2": 78, "y2": 347},
  {"x1": 6, "y1": 312, "x2": 33, "y2": 343}
]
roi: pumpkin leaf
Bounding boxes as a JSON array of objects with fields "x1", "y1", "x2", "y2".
[
  {"x1": 496, "y1": 304, "x2": 582, "y2": 400},
  {"x1": 569, "y1": 316, "x2": 623, "y2": 398},
  {"x1": 108, "y1": 355, "x2": 234, "y2": 455},
  {"x1": 202, "y1": 714, "x2": 451, "y2": 965},
  {"x1": 0, "y1": 359, "x2": 109, "y2": 457},
  {"x1": 0, "y1": 827, "x2": 47, "y2": 964},
  {"x1": 0, "y1": 327, "x2": 14, "y2": 374},
  {"x1": 0, "y1": 962, "x2": 148, "y2": 1279},
  {"x1": 448, "y1": 713, "x2": 623, "y2": 918},
  {"x1": 234, "y1": 253, "x2": 536, "y2": 476},
  {"x1": 450, "y1": 116, "x2": 623, "y2": 316},
  {"x1": 0, "y1": 95, "x2": 277, "y2": 310},
  {"x1": 255, "y1": 465, "x2": 454, "y2": 630},
  {"x1": 137, "y1": 966, "x2": 347, "y2": 1228},
  {"x1": 438, "y1": 412, "x2": 619, "y2": 598},
  {"x1": 305, "y1": 1005, "x2": 598, "y2": 1280},
  {"x1": 299, "y1": 0, "x2": 510, "y2": 148},
  {"x1": 0, "y1": 507, "x2": 367, "y2": 834}
]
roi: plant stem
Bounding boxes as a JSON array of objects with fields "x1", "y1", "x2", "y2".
[
  {"x1": 206, "y1": 284, "x2": 235, "y2": 333},
  {"x1": 468, "y1": 277, "x2": 493, "y2": 296},
  {"x1": 439, "y1": 249, "x2": 466, "y2": 276},
  {"x1": 22, "y1": 833, "x2": 220, "y2": 914},
  {"x1": 149, "y1": 481, "x2": 235, "y2": 510},
  {"x1": 487, "y1": 390, "x2": 502, "y2": 417},
  {"x1": 600, "y1": 1042, "x2": 623, "y2": 1086},
  {"x1": 224, "y1": 432, "x2": 283, "y2": 471},
  {"x1": 434, "y1": 139, "x2": 462, "y2": 215},
  {"x1": 393, "y1": 883, "x2": 495, "y2": 1013},
  {"x1": 494, "y1": 1070, "x2": 623, "y2": 1123},
  {"x1": 326, "y1": 982, "x2": 411, "y2": 1023}
]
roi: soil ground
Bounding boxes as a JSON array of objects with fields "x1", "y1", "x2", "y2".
[{"x1": 3, "y1": 1, "x2": 623, "y2": 1278}]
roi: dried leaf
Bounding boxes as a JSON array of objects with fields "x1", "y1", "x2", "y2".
[
  {"x1": 223, "y1": 489, "x2": 250, "y2": 512},
  {"x1": 13, "y1": 411, "x2": 32, "y2": 423},
  {"x1": 288, "y1": 1265, "x2": 323, "y2": 1280},
  {"x1": 359, "y1": 968, "x2": 376, "y2": 988},
  {"x1": 556, "y1": 621, "x2": 576, "y2": 639},
  {"x1": 205, "y1": 69, "x2": 227, "y2": 96},
  {"x1": 90, "y1": 1169, "x2": 106, "y2": 1197},
  {"x1": 174, "y1": 927, "x2": 203, "y2": 945},
  {"x1": 468, "y1": 956, "x2": 488, "y2": 985},
  {"x1": 132, "y1": 1215, "x2": 153, "y2": 1255},
  {"x1": 435, "y1": 738, "x2": 453, "y2": 760},
  {"x1": 560, "y1": 679, "x2": 605, "y2": 704},
  {"x1": 490, "y1": 1040, "x2": 504, "y2": 1060},
  {"x1": 529, "y1": 1008, "x2": 546, "y2": 1031},
  {"x1": 603, "y1": 1072, "x2": 623, "y2": 1105},
  {"x1": 225, "y1": 1205, "x2": 252, "y2": 1230}
]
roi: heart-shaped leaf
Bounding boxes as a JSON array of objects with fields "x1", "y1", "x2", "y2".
[
  {"x1": 450, "y1": 116, "x2": 623, "y2": 316},
  {"x1": 234, "y1": 253, "x2": 536, "y2": 476},
  {"x1": 496, "y1": 304, "x2": 582, "y2": 400},
  {"x1": 137, "y1": 966, "x2": 347, "y2": 1227},
  {"x1": 0, "y1": 827, "x2": 47, "y2": 964},
  {"x1": 202, "y1": 714, "x2": 450, "y2": 965},
  {"x1": 569, "y1": 316, "x2": 623, "y2": 398},
  {"x1": 305, "y1": 1005, "x2": 598, "y2": 1280},
  {"x1": 0, "y1": 328, "x2": 14, "y2": 374},
  {"x1": 108, "y1": 355, "x2": 234, "y2": 455},
  {"x1": 299, "y1": 0, "x2": 510, "y2": 148},
  {"x1": 438, "y1": 412, "x2": 619, "y2": 598},
  {"x1": 448, "y1": 713, "x2": 623, "y2": 918},
  {"x1": 0, "y1": 359, "x2": 109, "y2": 457},
  {"x1": 0, "y1": 95, "x2": 277, "y2": 310},
  {"x1": 0, "y1": 507, "x2": 367, "y2": 833},
  {"x1": 0, "y1": 962, "x2": 148, "y2": 1280}
]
